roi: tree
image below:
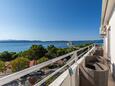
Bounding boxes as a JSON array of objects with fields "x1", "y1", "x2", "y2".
[
  {"x1": 0, "y1": 60, "x2": 5, "y2": 72},
  {"x1": 57, "y1": 48, "x2": 66, "y2": 56},
  {"x1": 30, "y1": 45, "x2": 47, "y2": 58},
  {"x1": 0, "y1": 51, "x2": 17, "y2": 61},
  {"x1": 21, "y1": 45, "x2": 47, "y2": 60},
  {"x1": 46, "y1": 45, "x2": 58, "y2": 59},
  {"x1": 37, "y1": 56, "x2": 48, "y2": 64},
  {"x1": 76, "y1": 43, "x2": 92, "y2": 48},
  {"x1": 21, "y1": 50, "x2": 36, "y2": 60},
  {"x1": 10, "y1": 57, "x2": 29, "y2": 72}
]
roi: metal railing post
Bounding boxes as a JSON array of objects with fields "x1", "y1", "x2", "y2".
[
  {"x1": 75, "y1": 51, "x2": 78, "y2": 62},
  {"x1": 75, "y1": 65, "x2": 79, "y2": 86}
]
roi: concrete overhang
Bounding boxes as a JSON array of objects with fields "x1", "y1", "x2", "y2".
[{"x1": 100, "y1": 0, "x2": 115, "y2": 35}]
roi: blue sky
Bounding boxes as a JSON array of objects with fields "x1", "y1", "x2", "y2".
[{"x1": 0, "y1": 0, "x2": 102, "y2": 41}]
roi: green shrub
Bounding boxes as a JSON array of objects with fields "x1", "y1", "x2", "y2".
[
  {"x1": 21, "y1": 45, "x2": 47, "y2": 60},
  {"x1": 11, "y1": 57, "x2": 29, "y2": 72},
  {"x1": 0, "y1": 51, "x2": 17, "y2": 61},
  {"x1": 0, "y1": 60, "x2": 5, "y2": 72},
  {"x1": 37, "y1": 57, "x2": 48, "y2": 64},
  {"x1": 46, "y1": 45, "x2": 58, "y2": 59}
]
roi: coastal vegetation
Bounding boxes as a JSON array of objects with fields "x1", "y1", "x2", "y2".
[
  {"x1": 0, "y1": 43, "x2": 91, "y2": 73},
  {"x1": 11, "y1": 57, "x2": 29, "y2": 72},
  {"x1": 37, "y1": 56, "x2": 48, "y2": 64},
  {"x1": 20, "y1": 45, "x2": 47, "y2": 60},
  {"x1": 0, "y1": 60, "x2": 5, "y2": 72}
]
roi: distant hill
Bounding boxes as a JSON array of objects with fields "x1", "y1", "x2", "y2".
[
  {"x1": 0, "y1": 40, "x2": 42, "y2": 43},
  {"x1": 0, "y1": 40, "x2": 103, "y2": 43}
]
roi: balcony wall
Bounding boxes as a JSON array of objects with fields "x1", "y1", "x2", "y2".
[{"x1": 109, "y1": 9, "x2": 115, "y2": 78}]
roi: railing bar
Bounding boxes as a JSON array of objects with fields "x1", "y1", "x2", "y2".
[
  {"x1": 65, "y1": 52, "x2": 76, "y2": 64},
  {"x1": 49, "y1": 46, "x2": 95, "y2": 86},
  {"x1": 77, "y1": 46, "x2": 95, "y2": 64},
  {"x1": 0, "y1": 51, "x2": 75, "y2": 85},
  {"x1": 77, "y1": 49, "x2": 88, "y2": 59},
  {"x1": 34, "y1": 53, "x2": 78, "y2": 86},
  {"x1": 34, "y1": 45, "x2": 93, "y2": 86}
]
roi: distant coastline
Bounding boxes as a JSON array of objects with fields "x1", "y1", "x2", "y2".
[
  {"x1": 0, "y1": 40, "x2": 103, "y2": 43},
  {"x1": 0, "y1": 40, "x2": 103, "y2": 52}
]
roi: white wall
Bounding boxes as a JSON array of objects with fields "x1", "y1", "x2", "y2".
[
  {"x1": 109, "y1": 10, "x2": 115, "y2": 64},
  {"x1": 109, "y1": 9, "x2": 115, "y2": 75},
  {"x1": 103, "y1": 25, "x2": 110, "y2": 59},
  {"x1": 103, "y1": 35, "x2": 108, "y2": 58}
]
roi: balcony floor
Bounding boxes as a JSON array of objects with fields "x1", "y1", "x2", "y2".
[{"x1": 108, "y1": 72, "x2": 115, "y2": 86}]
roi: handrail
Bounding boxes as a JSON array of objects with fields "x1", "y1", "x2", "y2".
[
  {"x1": 49, "y1": 46, "x2": 95, "y2": 86},
  {"x1": 0, "y1": 44, "x2": 93, "y2": 86},
  {"x1": 34, "y1": 47, "x2": 89, "y2": 86}
]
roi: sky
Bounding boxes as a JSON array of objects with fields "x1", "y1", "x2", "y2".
[{"x1": 0, "y1": 0, "x2": 102, "y2": 41}]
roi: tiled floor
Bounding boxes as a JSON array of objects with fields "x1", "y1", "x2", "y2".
[{"x1": 108, "y1": 73, "x2": 115, "y2": 86}]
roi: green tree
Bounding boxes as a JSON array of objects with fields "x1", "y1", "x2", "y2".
[
  {"x1": 76, "y1": 43, "x2": 92, "y2": 48},
  {"x1": 57, "y1": 48, "x2": 66, "y2": 56},
  {"x1": 21, "y1": 50, "x2": 36, "y2": 60},
  {"x1": 37, "y1": 56, "x2": 48, "y2": 64},
  {"x1": 0, "y1": 60, "x2": 5, "y2": 72},
  {"x1": 46, "y1": 45, "x2": 58, "y2": 59},
  {"x1": 65, "y1": 47, "x2": 76, "y2": 53},
  {"x1": 11, "y1": 57, "x2": 29, "y2": 72},
  {"x1": 30, "y1": 45, "x2": 47, "y2": 58},
  {"x1": 21, "y1": 45, "x2": 47, "y2": 60},
  {"x1": 0, "y1": 51, "x2": 17, "y2": 61}
]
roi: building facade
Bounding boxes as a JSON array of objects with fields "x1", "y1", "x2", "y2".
[{"x1": 100, "y1": 0, "x2": 115, "y2": 77}]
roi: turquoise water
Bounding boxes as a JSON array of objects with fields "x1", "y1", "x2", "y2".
[{"x1": 0, "y1": 41, "x2": 103, "y2": 52}]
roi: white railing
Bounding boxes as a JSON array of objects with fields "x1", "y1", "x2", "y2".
[
  {"x1": 35, "y1": 45, "x2": 95, "y2": 86},
  {"x1": 49, "y1": 46, "x2": 95, "y2": 86},
  {"x1": 34, "y1": 48, "x2": 89, "y2": 86},
  {"x1": 0, "y1": 44, "x2": 94, "y2": 86}
]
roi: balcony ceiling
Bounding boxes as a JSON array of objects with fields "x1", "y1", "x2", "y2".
[{"x1": 101, "y1": 0, "x2": 115, "y2": 31}]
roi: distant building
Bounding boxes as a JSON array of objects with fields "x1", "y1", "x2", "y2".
[{"x1": 67, "y1": 41, "x2": 73, "y2": 47}]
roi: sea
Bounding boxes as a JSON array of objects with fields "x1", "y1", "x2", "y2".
[{"x1": 0, "y1": 40, "x2": 103, "y2": 52}]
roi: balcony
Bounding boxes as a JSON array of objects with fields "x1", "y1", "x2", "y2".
[{"x1": 0, "y1": 44, "x2": 114, "y2": 86}]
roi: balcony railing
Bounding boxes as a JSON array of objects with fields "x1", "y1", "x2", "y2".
[{"x1": 0, "y1": 44, "x2": 95, "y2": 86}]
